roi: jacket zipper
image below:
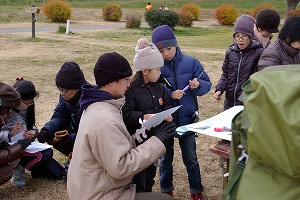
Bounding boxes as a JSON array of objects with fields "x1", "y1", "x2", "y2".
[{"x1": 234, "y1": 52, "x2": 242, "y2": 105}]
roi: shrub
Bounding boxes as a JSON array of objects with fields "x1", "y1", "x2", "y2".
[
  {"x1": 180, "y1": 3, "x2": 200, "y2": 21},
  {"x1": 42, "y1": 0, "x2": 72, "y2": 22},
  {"x1": 179, "y1": 11, "x2": 194, "y2": 27},
  {"x1": 288, "y1": 9, "x2": 300, "y2": 16},
  {"x1": 125, "y1": 13, "x2": 141, "y2": 28},
  {"x1": 102, "y1": 4, "x2": 122, "y2": 21},
  {"x1": 145, "y1": 9, "x2": 179, "y2": 29},
  {"x1": 252, "y1": 3, "x2": 275, "y2": 18},
  {"x1": 57, "y1": 25, "x2": 66, "y2": 33},
  {"x1": 215, "y1": 4, "x2": 238, "y2": 25}
]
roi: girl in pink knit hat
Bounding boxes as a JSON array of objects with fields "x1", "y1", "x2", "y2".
[{"x1": 122, "y1": 38, "x2": 174, "y2": 193}]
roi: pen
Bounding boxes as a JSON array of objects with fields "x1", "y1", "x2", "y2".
[{"x1": 182, "y1": 71, "x2": 204, "y2": 92}]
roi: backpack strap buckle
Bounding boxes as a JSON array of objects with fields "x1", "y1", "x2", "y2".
[{"x1": 237, "y1": 150, "x2": 249, "y2": 169}]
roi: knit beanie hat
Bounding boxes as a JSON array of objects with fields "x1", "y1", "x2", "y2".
[
  {"x1": 0, "y1": 82, "x2": 27, "y2": 110},
  {"x1": 278, "y1": 16, "x2": 300, "y2": 44},
  {"x1": 94, "y1": 52, "x2": 133, "y2": 86},
  {"x1": 151, "y1": 25, "x2": 177, "y2": 50},
  {"x1": 133, "y1": 38, "x2": 164, "y2": 72},
  {"x1": 256, "y1": 9, "x2": 280, "y2": 33},
  {"x1": 233, "y1": 14, "x2": 255, "y2": 40},
  {"x1": 55, "y1": 62, "x2": 86, "y2": 89}
]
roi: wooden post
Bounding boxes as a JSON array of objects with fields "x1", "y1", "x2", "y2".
[{"x1": 32, "y1": 4, "x2": 36, "y2": 38}]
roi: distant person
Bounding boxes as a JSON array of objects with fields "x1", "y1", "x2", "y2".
[
  {"x1": 152, "y1": 25, "x2": 211, "y2": 200},
  {"x1": 0, "y1": 82, "x2": 33, "y2": 186},
  {"x1": 214, "y1": 14, "x2": 264, "y2": 110},
  {"x1": 145, "y1": 2, "x2": 152, "y2": 11},
  {"x1": 122, "y1": 38, "x2": 174, "y2": 193},
  {"x1": 254, "y1": 8, "x2": 281, "y2": 48},
  {"x1": 258, "y1": 16, "x2": 300, "y2": 71},
  {"x1": 67, "y1": 52, "x2": 176, "y2": 200}
]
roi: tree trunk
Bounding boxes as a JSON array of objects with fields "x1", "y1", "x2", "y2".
[{"x1": 287, "y1": 0, "x2": 300, "y2": 12}]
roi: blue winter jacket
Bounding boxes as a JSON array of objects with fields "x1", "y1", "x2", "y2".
[
  {"x1": 42, "y1": 91, "x2": 83, "y2": 141},
  {"x1": 161, "y1": 47, "x2": 212, "y2": 127}
]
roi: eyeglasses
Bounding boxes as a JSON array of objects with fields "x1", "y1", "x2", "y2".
[
  {"x1": 234, "y1": 34, "x2": 249, "y2": 40},
  {"x1": 58, "y1": 88, "x2": 70, "y2": 94},
  {"x1": 22, "y1": 99, "x2": 34, "y2": 106}
]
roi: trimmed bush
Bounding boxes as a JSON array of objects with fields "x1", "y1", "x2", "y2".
[
  {"x1": 252, "y1": 3, "x2": 275, "y2": 18},
  {"x1": 179, "y1": 11, "x2": 194, "y2": 27},
  {"x1": 288, "y1": 9, "x2": 300, "y2": 16},
  {"x1": 42, "y1": 0, "x2": 72, "y2": 22},
  {"x1": 145, "y1": 9, "x2": 179, "y2": 29},
  {"x1": 125, "y1": 13, "x2": 141, "y2": 28},
  {"x1": 102, "y1": 4, "x2": 122, "y2": 21},
  {"x1": 180, "y1": 3, "x2": 200, "y2": 21},
  {"x1": 215, "y1": 4, "x2": 238, "y2": 25}
]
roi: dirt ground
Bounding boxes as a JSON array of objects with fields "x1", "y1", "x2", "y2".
[{"x1": 0, "y1": 7, "x2": 225, "y2": 200}]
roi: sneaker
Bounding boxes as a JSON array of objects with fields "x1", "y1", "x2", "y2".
[
  {"x1": 16, "y1": 164, "x2": 27, "y2": 178},
  {"x1": 162, "y1": 191, "x2": 173, "y2": 198},
  {"x1": 11, "y1": 168, "x2": 26, "y2": 186},
  {"x1": 191, "y1": 192, "x2": 207, "y2": 200}
]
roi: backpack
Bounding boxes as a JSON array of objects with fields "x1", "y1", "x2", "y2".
[{"x1": 222, "y1": 65, "x2": 300, "y2": 200}]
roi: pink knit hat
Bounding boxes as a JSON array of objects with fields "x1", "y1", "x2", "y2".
[{"x1": 133, "y1": 38, "x2": 164, "y2": 72}]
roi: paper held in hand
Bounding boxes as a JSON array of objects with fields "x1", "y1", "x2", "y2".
[
  {"x1": 176, "y1": 105, "x2": 244, "y2": 141},
  {"x1": 142, "y1": 105, "x2": 182, "y2": 130}
]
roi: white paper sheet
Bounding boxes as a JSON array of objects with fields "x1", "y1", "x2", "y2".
[
  {"x1": 24, "y1": 141, "x2": 53, "y2": 153},
  {"x1": 143, "y1": 105, "x2": 182, "y2": 130},
  {"x1": 176, "y1": 105, "x2": 244, "y2": 141}
]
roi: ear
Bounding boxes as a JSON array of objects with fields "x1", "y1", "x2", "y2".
[{"x1": 142, "y1": 69, "x2": 149, "y2": 75}]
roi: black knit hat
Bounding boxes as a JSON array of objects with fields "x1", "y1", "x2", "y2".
[
  {"x1": 256, "y1": 9, "x2": 280, "y2": 33},
  {"x1": 55, "y1": 62, "x2": 86, "y2": 89},
  {"x1": 94, "y1": 52, "x2": 132, "y2": 86},
  {"x1": 278, "y1": 16, "x2": 300, "y2": 44}
]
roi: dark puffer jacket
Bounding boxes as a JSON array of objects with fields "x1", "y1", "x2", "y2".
[
  {"x1": 161, "y1": 47, "x2": 211, "y2": 127},
  {"x1": 258, "y1": 39, "x2": 300, "y2": 71},
  {"x1": 122, "y1": 82, "x2": 173, "y2": 136},
  {"x1": 41, "y1": 90, "x2": 83, "y2": 142},
  {"x1": 216, "y1": 40, "x2": 263, "y2": 110}
]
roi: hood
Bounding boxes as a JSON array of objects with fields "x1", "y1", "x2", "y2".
[{"x1": 80, "y1": 84, "x2": 115, "y2": 110}]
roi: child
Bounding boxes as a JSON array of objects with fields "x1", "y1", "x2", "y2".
[
  {"x1": 122, "y1": 38, "x2": 174, "y2": 192},
  {"x1": 0, "y1": 79, "x2": 64, "y2": 185},
  {"x1": 258, "y1": 16, "x2": 300, "y2": 70},
  {"x1": 0, "y1": 82, "x2": 33, "y2": 186},
  {"x1": 254, "y1": 9, "x2": 280, "y2": 48},
  {"x1": 214, "y1": 14, "x2": 264, "y2": 110},
  {"x1": 151, "y1": 25, "x2": 212, "y2": 200}
]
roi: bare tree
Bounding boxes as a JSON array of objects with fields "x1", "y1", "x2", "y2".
[{"x1": 287, "y1": 0, "x2": 300, "y2": 12}]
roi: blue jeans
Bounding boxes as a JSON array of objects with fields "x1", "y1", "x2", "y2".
[{"x1": 159, "y1": 132, "x2": 203, "y2": 194}]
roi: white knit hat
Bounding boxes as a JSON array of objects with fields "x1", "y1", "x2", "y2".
[{"x1": 133, "y1": 38, "x2": 164, "y2": 72}]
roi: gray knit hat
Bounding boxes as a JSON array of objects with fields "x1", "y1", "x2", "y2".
[
  {"x1": 0, "y1": 82, "x2": 27, "y2": 111},
  {"x1": 133, "y1": 38, "x2": 164, "y2": 72},
  {"x1": 233, "y1": 14, "x2": 255, "y2": 40}
]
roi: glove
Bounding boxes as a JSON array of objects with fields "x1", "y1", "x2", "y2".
[
  {"x1": 36, "y1": 130, "x2": 51, "y2": 143},
  {"x1": 153, "y1": 122, "x2": 176, "y2": 144},
  {"x1": 17, "y1": 138, "x2": 34, "y2": 150},
  {"x1": 53, "y1": 130, "x2": 69, "y2": 142}
]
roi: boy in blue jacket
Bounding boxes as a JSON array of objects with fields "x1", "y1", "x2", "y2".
[{"x1": 152, "y1": 25, "x2": 211, "y2": 200}]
